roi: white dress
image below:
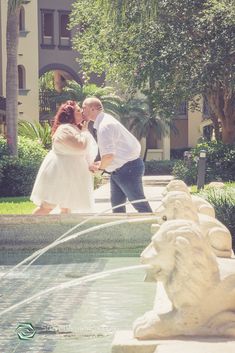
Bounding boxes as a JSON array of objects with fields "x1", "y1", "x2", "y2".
[{"x1": 30, "y1": 124, "x2": 98, "y2": 212}]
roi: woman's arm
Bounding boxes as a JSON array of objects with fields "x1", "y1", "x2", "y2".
[{"x1": 54, "y1": 125, "x2": 88, "y2": 150}]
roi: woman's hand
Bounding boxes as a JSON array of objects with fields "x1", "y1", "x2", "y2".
[{"x1": 89, "y1": 161, "x2": 101, "y2": 173}]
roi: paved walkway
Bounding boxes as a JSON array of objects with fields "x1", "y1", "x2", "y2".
[{"x1": 94, "y1": 175, "x2": 174, "y2": 213}]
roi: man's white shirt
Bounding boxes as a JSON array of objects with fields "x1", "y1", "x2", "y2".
[{"x1": 94, "y1": 112, "x2": 141, "y2": 172}]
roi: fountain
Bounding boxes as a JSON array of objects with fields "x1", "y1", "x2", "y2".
[
  {"x1": 112, "y1": 181, "x2": 235, "y2": 353},
  {"x1": 0, "y1": 184, "x2": 234, "y2": 353},
  {"x1": 0, "y1": 198, "x2": 159, "y2": 353}
]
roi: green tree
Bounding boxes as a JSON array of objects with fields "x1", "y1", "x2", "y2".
[
  {"x1": 6, "y1": 0, "x2": 24, "y2": 156},
  {"x1": 70, "y1": 0, "x2": 235, "y2": 144}
]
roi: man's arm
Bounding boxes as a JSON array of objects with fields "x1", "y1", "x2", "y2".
[{"x1": 89, "y1": 154, "x2": 114, "y2": 172}]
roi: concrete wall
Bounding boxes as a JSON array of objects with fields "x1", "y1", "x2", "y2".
[
  {"x1": 170, "y1": 119, "x2": 188, "y2": 149},
  {"x1": 18, "y1": 1, "x2": 39, "y2": 122}
]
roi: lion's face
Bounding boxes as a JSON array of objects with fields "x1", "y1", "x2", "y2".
[
  {"x1": 140, "y1": 223, "x2": 177, "y2": 282},
  {"x1": 156, "y1": 191, "x2": 198, "y2": 224},
  {"x1": 141, "y1": 220, "x2": 220, "y2": 304}
]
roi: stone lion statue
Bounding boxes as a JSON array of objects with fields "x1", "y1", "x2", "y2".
[
  {"x1": 133, "y1": 220, "x2": 235, "y2": 339},
  {"x1": 163, "y1": 179, "x2": 215, "y2": 218},
  {"x1": 153, "y1": 191, "x2": 233, "y2": 258}
]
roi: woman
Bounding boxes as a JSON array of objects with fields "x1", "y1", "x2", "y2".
[{"x1": 30, "y1": 100, "x2": 98, "y2": 215}]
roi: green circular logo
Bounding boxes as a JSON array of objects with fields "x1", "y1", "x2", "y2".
[{"x1": 16, "y1": 323, "x2": 36, "y2": 340}]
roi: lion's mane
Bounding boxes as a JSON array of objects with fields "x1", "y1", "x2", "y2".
[
  {"x1": 151, "y1": 220, "x2": 220, "y2": 308},
  {"x1": 134, "y1": 220, "x2": 235, "y2": 339}
]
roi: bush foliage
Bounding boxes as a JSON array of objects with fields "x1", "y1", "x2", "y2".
[
  {"x1": 173, "y1": 141, "x2": 235, "y2": 185},
  {"x1": 0, "y1": 136, "x2": 102, "y2": 197},
  {"x1": 0, "y1": 137, "x2": 47, "y2": 197},
  {"x1": 144, "y1": 160, "x2": 176, "y2": 175},
  {"x1": 199, "y1": 186, "x2": 235, "y2": 249}
]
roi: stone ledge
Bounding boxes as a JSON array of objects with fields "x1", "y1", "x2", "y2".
[
  {"x1": 111, "y1": 331, "x2": 235, "y2": 353},
  {"x1": 0, "y1": 213, "x2": 153, "y2": 225}
]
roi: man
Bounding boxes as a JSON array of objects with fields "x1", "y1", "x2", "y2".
[{"x1": 82, "y1": 97, "x2": 152, "y2": 213}]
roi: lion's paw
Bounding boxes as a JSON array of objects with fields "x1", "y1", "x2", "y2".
[{"x1": 133, "y1": 310, "x2": 161, "y2": 339}]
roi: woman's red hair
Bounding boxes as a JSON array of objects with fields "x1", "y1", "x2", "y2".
[{"x1": 51, "y1": 100, "x2": 80, "y2": 135}]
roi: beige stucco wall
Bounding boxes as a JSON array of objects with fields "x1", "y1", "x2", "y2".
[
  {"x1": 0, "y1": 1, "x2": 39, "y2": 123},
  {"x1": 18, "y1": 1, "x2": 39, "y2": 122},
  {"x1": 0, "y1": 2, "x2": 3, "y2": 95}
]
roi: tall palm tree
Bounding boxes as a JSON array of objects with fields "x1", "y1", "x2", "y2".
[
  {"x1": 6, "y1": 0, "x2": 23, "y2": 156},
  {"x1": 120, "y1": 98, "x2": 173, "y2": 160}
]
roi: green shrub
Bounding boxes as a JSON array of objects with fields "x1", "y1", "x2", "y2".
[
  {"x1": 172, "y1": 160, "x2": 197, "y2": 185},
  {"x1": 0, "y1": 137, "x2": 47, "y2": 197},
  {"x1": 0, "y1": 136, "x2": 47, "y2": 161},
  {"x1": 144, "y1": 160, "x2": 176, "y2": 175},
  {"x1": 193, "y1": 141, "x2": 235, "y2": 182},
  {"x1": 199, "y1": 187, "x2": 235, "y2": 250},
  {"x1": 0, "y1": 136, "x2": 103, "y2": 196},
  {"x1": 0, "y1": 162, "x2": 3, "y2": 186},
  {"x1": 0, "y1": 136, "x2": 8, "y2": 157},
  {"x1": 18, "y1": 120, "x2": 52, "y2": 149},
  {"x1": 0, "y1": 157, "x2": 43, "y2": 196},
  {"x1": 173, "y1": 141, "x2": 235, "y2": 184}
]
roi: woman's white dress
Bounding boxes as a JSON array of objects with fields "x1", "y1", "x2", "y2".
[{"x1": 30, "y1": 124, "x2": 98, "y2": 212}]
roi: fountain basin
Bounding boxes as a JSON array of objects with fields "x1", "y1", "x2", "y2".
[
  {"x1": 0, "y1": 213, "x2": 154, "y2": 253},
  {"x1": 0, "y1": 213, "x2": 156, "y2": 353}
]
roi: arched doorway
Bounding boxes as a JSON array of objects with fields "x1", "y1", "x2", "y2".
[{"x1": 39, "y1": 64, "x2": 83, "y2": 122}]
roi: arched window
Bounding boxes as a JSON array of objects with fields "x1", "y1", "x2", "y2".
[
  {"x1": 18, "y1": 65, "x2": 26, "y2": 89},
  {"x1": 19, "y1": 7, "x2": 25, "y2": 31}
]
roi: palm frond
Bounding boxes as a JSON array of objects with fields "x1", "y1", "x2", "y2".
[
  {"x1": 8, "y1": 0, "x2": 24, "y2": 12},
  {"x1": 18, "y1": 120, "x2": 52, "y2": 149}
]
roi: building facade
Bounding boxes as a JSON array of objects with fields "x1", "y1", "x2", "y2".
[
  {"x1": 0, "y1": 0, "x2": 209, "y2": 159},
  {"x1": 0, "y1": 0, "x2": 39, "y2": 123}
]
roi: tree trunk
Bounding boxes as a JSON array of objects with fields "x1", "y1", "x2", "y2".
[
  {"x1": 220, "y1": 117, "x2": 235, "y2": 144},
  {"x1": 6, "y1": 4, "x2": 20, "y2": 156},
  {"x1": 210, "y1": 112, "x2": 221, "y2": 141},
  {"x1": 206, "y1": 88, "x2": 235, "y2": 144}
]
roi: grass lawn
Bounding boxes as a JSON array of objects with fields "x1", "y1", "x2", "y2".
[{"x1": 0, "y1": 196, "x2": 34, "y2": 214}]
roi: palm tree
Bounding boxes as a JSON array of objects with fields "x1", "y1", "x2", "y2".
[
  {"x1": 18, "y1": 120, "x2": 52, "y2": 149},
  {"x1": 6, "y1": 0, "x2": 23, "y2": 156},
  {"x1": 40, "y1": 79, "x2": 124, "y2": 120},
  {"x1": 55, "y1": 81, "x2": 123, "y2": 116},
  {"x1": 120, "y1": 98, "x2": 173, "y2": 160}
]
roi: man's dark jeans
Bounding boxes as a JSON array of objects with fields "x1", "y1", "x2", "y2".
[{"x1": 110, "y1": 157, "x2": 152, "y2": 213}]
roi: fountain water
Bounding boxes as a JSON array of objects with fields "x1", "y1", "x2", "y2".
[
  {"x1": 0, "y1": 196, "x2": 159, "y2": 353},
  {"x1": 0, "y1": 264, "x2": 151, "y2": 318},
  {"x1": 1, "y1": 214, "x2": 159, "y2": 280}
]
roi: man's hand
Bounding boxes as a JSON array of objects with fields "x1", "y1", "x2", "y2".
[
  {"x1": 89, "y1": 161, "x2": 101, "y2": 173},
  {"x1": 89, "y1": 154, "x2": 114, "y2": 173}
]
